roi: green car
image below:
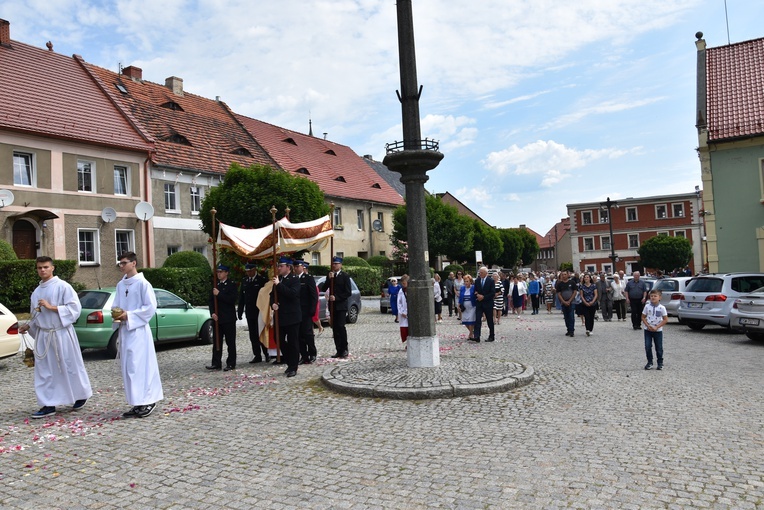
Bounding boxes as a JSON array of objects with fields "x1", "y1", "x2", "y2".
[{"x1": 74, "y1": 288, "x2": 213, "y2": 358}]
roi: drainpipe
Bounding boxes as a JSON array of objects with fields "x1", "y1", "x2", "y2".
[
  {"x1": 143, "y1": 153, "x2": 153, "y2": 267},
  {"x1": 368, "y1": 202, "x2": 374, "y2": 257}
]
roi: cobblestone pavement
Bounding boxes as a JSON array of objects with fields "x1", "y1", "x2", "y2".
[{"x1": 1, "y1": 299, "x2": 763, "y2": 509}]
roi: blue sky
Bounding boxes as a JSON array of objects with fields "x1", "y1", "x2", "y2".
[{"x1": 2, "y1": 0, "x2": 763, "y2": 234}]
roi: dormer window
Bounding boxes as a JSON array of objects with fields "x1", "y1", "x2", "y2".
[
  {"x1": 334, "y1": 176, "x2": 346, "y2": 182},
  {"x1": 371, "y1": 183, "x2": 381, "y2": 189},
  {"x1": 325, "y1": 149, "x2": 337, "y2": 156},
  {"x1": 232, "y1": 147, "x2": 252, "y2": 157},
  {"x1": 161, "y1": 101, "x2": 184, "y2": 111},
  {"x1": 283, "y1": 137, "x2": 297, "y2": 145},
  {"x1": 296, "y1": 168, "x2": 310, "y2": 175},
  {"x1": 164, "y1": 133, "x2": 191, "y2": 146}
]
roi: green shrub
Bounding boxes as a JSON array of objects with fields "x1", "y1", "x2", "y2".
[
  {"x1": 341, "y1": 256, "x2": 370, "y2": 267},
  {"x1": 0, "y1": 259, "x2": 78, "y2": 312},
  {"x1": 442, "y1": 263, "x2": 464, "y2": 274},
  {"x1": 366, "y1": 255, "x2": 390, "y2": 267},
  {"x1": 163, "y1": 250, "x2": 212, "y2": 273},
  {"x1": 343, "y1": 266, "x2": 383, "y2": 296},
  {"x1": 0, "y1": 239, "x2": 17, "y2": 260},
  {"x1": 310, "y1": 265, "x2": 330, "y2": 277},
  {"x1": 140, "y1": 267, "x2": 212, "y2": 306}
]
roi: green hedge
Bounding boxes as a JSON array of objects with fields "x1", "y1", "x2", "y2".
[
  {"x1": 343, "y1": 266, "x2": 383, "y2": 296},
  {"x1": 341, "y1": 255, "x2": 370, "y2": 267},
  {"x1": 140, "y1": 267, "x2": 212, "y2": 306},
  {"x1": 0, "y1": 239, "x2": 17, "y2": 260},
  {"x1": 0, "y1": 259, "x2": 79, "y2": 312}
]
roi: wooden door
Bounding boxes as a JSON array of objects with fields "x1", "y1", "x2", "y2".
[{"x1": 12, "y1": 220, "x2": 36, "y2": 259}]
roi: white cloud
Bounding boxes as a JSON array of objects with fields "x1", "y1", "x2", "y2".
[
  {"x1": 421, "y1": 114, "x2": 478, "y2": 152},
  {"x1": 545, "y1": 96, "x2": 667, "y2": 130}
]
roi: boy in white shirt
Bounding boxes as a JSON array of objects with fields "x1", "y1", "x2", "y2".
[{"x1": 642, "y1": 289, "x2": 668, "y2": 370}]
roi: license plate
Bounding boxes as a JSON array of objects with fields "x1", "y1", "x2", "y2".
[
  {"x1": 740, "y1": 318, "x2": 760, "y2": 326},
  {"x1": 687, "y1": 302, "x2": 703, "y2": 308}
]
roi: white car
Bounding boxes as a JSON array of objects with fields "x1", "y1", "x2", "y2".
[
  {"x1": 730, "y1": 286, "x2": 764, "y2": 340},
  {"x1": 0, "y1": 302, "x2": 21, "y2": 360},
  {"x1": 678, "y1": 273, "x2": 764, "y2": 330},
  {"x1": 652, "y1": 277, "x2": 694, "y2": 317}
]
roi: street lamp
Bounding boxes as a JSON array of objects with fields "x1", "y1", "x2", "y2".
[{"x1": 600, "y1": 197, "x2": 619, "y2": 272}]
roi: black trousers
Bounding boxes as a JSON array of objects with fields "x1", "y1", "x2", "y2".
[
  {"x1": 530, "y1": 294, "x2": 540, "y2": 312},
  {"x1": 446, "y1": 295, "x2": 454, "y2": 316},
  {"x1": 630, "y1": 298, "x2": 645, "y2": 329},
  {"x1": 331, "y1": 308, "x2": 348, "y2": 354},
  {"x1": 245, "y1": 312, "x2": 269, "y2": 361},
  {"x1": 299, "y1": 316, "x2": 317, "y2": 360},
  {"x1": 211, "y1": 321, "x2": 237, "y2": 368},
  {"x1": 279, "y1": 322, "x2": 300, "y2": 371},
  {"x1": 475, "y1": 302, "x2": 494, "y2": 340}
]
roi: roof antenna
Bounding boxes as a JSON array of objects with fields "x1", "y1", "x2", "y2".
[{"x1": 724, "y1": 0, "x2": 730, "y2": 45}]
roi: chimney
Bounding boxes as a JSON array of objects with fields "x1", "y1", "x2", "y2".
[
  {"x1": 165, "y1": 76, "x2": 184, "y2": 96},
  {"x1": 122, "y1": 65, "x2": 143, "y2": 81},
  {"x1": 0, "y1": 19, "x2": 10, "y2": 47}
]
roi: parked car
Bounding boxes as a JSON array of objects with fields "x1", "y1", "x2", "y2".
[
  {"x1": 379, "y1": 276, "x2": 404, "y2": 314},
  {"x1": 314, "y1": 276, "x2": 362, "y2": 324},
  {"x1": 677, "y1": 273, "x2": 764, "y2": 330},
  {"x1": 624, "y1": 276, "x2": 656, "y2": 313},
  {"x1": 729, "y1": 286, "x2": 764, "y2": 340},
  {"x1": 74, "y1": 288, "x2": 214, "y2": 358},
  {"x1": 0, "y1": 302, "x2": 21, "y2": 360},
  {"x1": 652, "y1": 277, "x2": 694, "y2": 317}
]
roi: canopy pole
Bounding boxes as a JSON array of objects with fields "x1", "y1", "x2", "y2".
[
  {"x1": 211, "y1": 208, "x2": 221, "y2": 352},
  {"x1": 270, "y1": 205, "x2": 281, "y2": 363}
]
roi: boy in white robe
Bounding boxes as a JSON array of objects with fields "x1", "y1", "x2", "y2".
[
  {"x1": 112, "y1": 251, "x2": 163, "y2": 418},
  {"x1": 19, "y1": 256, "x2": 93, "y2": 419}
]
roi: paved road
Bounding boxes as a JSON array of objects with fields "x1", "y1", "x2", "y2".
[{"x1": 1, "y1": 301, "x2": 763, "y2": 509}]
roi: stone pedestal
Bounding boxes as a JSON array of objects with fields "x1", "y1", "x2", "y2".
[{"x1": 406, "y1": 336, "x2": 440, "y2": 367}]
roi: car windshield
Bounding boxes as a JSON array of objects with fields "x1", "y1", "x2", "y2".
[
  {"x1": 654, "y1": 280, "x2": 678, "y2": 292},
  {"x1": 685, "y1": 278, "x2": 723, "y2": 293},
  {"x1": 78, "y1": 290, "x2": 110, "y2": 309},
  {"x1": 731, "y1": 276, "x2": 764, "y2": 294}
]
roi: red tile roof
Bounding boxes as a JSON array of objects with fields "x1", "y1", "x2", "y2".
[
  {"x1": 0, "y1": 40, "x2": 152, "y2": 152},
  {"x1": 540, "y1": 218, "x2": 570, "y2": 249},
  {"x1": 82, "y1": 63, "x2": 277, "y2": 173},
  {"x1": 435, "y1": 192, "x2": 491, "y2": 226},
  {"x1": 706, "y1": 37, "x2": 764, "y2": 141},
  {"x1": 236, "y1": 115, "x2": 404, "y2": 206}
]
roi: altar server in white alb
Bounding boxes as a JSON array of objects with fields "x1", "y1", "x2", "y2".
[
  {"x1": 19, "y1": 256, "x2": 93, "y2": 419},
  {"x1": 111, "y1": 251, "x2": 163, "y2": 418}
]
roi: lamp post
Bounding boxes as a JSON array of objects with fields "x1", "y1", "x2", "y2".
[{"x1": 600, "y1": 197, "x2": 619, "y2": 272}]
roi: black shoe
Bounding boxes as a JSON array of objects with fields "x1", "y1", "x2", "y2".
[
  {"x1": 331, "y1": 353, "x2": 341, "y2": 358},
  {"x1": 485, "y1": 336, "x2": 495, "y2": 342},
  {"x1": 264, "y1": 354, "x2": 271, "y2": 363},
  {"x1": 339, "y1": 351, "x2": 349, "y2": 359},
  {"x1": 205, "y1": 365, "x2": 222, "y2": 370},
  {"x1": 285, "y1": 370, "x2": 297, "y2": 377},
  {"x1": 299, "y1": 358, "x2": 312, "y2": 365},
  {"x1": 223, "y1": 366, "x2": 235, "y2": 371},
  {"x1": 473, "y1": 338, "x2": 481, "y2": 343},
  {"x1": 31, "y1": 406, "x2": 56, "y2": 419},
  {"x1": 644, "y1": 363, "x2": 653, "y2": 370},
  {"x1": 72, "y1": 399, "x2": 87, "y2": 410},
  {"x1": 136, "y1": 403, "x2": 156, "y2": 418},
  {"x1": 570, "y1": 332, "x2": 574, "y2": 337},
  {"x1": 309, "y1": 355, "x2": 317, "y2": 363},
  {"x1": 122, "y1": 406, "x2": 140, "y2": 418},
  {"x1": 633, "y1": 326, "x2": 640, "y2": 330},
  {"x1": 249, "y1": 357, "x2": 262, "y2": 364}
]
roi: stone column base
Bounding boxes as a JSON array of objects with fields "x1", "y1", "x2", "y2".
[{"x1": 406, "y1": 336, "x2": 440, "y2": 367}]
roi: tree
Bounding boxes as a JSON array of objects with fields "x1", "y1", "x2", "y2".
[
  {"x1": 496, "y1": 229, "x2": 523, "y2": 269},
  {"x1": 638, "y1": 236, "x2": 693, "y2": 272},
  {"x1": 391, "y1": 195, "x2": 474, "y2": 263},
  {"x1": 457, "y1": 220, "x2": 502, "y2": 266},
  {"x1": 200, "y1": 163, "x2": 329, "y2": 235},
  {"x1": 514, "y1": 228, "x2": 540, "y2": 267}
]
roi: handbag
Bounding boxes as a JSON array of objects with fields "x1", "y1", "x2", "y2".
[{"x1": 459, "y1": 304, "x2": 466, "y2": 312}]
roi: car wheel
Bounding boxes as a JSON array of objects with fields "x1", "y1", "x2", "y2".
[
  {"x1": 200, "y1": 319, "x2": 214, "y2": 344},
  {"x1": 106, "y1": 331, "x2": 120, "y2": 359},
  {"x1": 347, "y1": 305, "x2": 359, "y2": 324},
  {"x1": 687, "y1": 322, "x2": 706, "y2": 331},
  {"x1": 746, "y1": 332, "x2": 764, "y2": 341}
]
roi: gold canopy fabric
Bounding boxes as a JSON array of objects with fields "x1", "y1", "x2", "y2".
[{"x1": 216, "y1": 215, "x2": 333, "y2": 259}]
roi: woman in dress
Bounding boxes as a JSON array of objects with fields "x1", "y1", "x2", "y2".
[
  {"x1": 388, "y1": 278, "x2": 401, "y2": 323},
  {"x1": 510, "y1": 276, "x2": 525, "y2": 315},
  {"x1": 433, "y1": 274, "x2": 443, "y2": 323},
  {"x1": 459, "y1": 275, "x2": 477, "y2": 340},
  {"x1": 453, "y1": 271, "x2": 464, "y2": 320},
  {"x1": 397, "y1": 275, "x2": 409, "y2": 344},
  {"x1": 579, "y1": 273, "x2": 599, "y2": 336},
  {"x1": 492, "y1": 272, "x2": 504, "y2": 325}
]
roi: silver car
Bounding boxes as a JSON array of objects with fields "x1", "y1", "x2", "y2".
[
  {"x1": 729, "y1": 286, "x2": 764, "y2": 340},
  {"x1": 652, "y1": 277, "x2": 694, "y2": 317},
  {"x1": 677, "y1": 273, "x2": 764, "y2": 330},
  {"x1": 314, "y1": 276, "x2": 362, "y2": 325}
]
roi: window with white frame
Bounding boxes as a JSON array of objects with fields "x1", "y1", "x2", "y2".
[
  {"x1": 164, "y1": 183, "x2": 179, "y2": 212},
  {"x1": 600, "y1": 208, "x2": 609, "y2": 223},
  {"x1": 585, "y1": 264, "x2": 596, "y2": 273},
  {"x1": 336, "y1": 251, "x2": 344, "y2": 259},
  {"x1": 193, "y1": 246, "x2": 207, "y2": 256},
  {"x1": 582, "y1": 211, "x2": 592, "y2": 225},
  {"x1": 77, "y1": 160, "x2": 95, "y2": 193},
  {"x1": 626, "y1": 207, "x2": 638, "y2": 221},
  {"x1": 674, "y1": 230, "x2": 686, "y2": 238},
  {"x1": 333, "y1": 208, "x2": 342, "y2": 228},
  {"x1": 672, "y1": 203, "x2": 685, "y2": 218},
  {"x1": 311, "y1": 252, "x2": 320, "y2": 266},
  {"x1": 657, "y1": 231, "x2": 669, "y2": 237},
  {"x1": 583, "y1": 237, "x2": 594, "y2": 251},
  {"x1": 114, "y1": 165, "x2": 130, "y2": 196},
  {"x1": 13, "y1": 152, "x2": 35, "y2": 186},
  {"x1": 601, "y1": 235, "x2": 611, "y2": 251},
  {"x1": 628, "y1": 233, "x2": 639, "y2": 248},
  {"x1": 167, "y1": 245, "x2": 180, "y2": 256},
  {"x1": 190, "y1": 186, "x2": 202, "y2": 214},
  {"x1": 603, "y1": 263, "x2": 613, "y2": 274},
  {"x1": 115, "y1": 230, "x2": 134, "y2": 260},
  {"x1": 655, "y1": 204, "x2": 667, "y2": 219},
  {"x1": 357, "y1": 209, "x2": 364, "y2": 230},
  {"x1": 78, "y1": 229, "x2": 99, "y2": 264}
]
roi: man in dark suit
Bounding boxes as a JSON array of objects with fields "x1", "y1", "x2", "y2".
[
  {"x1": 206, "y1": 264, "x2": 239, "y2": 371},
  {"x1": 473, "y1": 266, "x2": 495, "y2": 342},
  {"x1": 271, "y1": 257, "x2": 302, "y2": 377},
  {"x1": 321, "y1": 256, "x2": 352, "y2": 358},
  {"x1": 294, "y1": 259, "x2": 319, "y2": 364},
  {"x1": 238, "y1": 262, "x2": 269, "y2": 363}
]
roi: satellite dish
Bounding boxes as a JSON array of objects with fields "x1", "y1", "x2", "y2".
[
  {"x1": 372, "y1": 219, "x2": 383, "y2": 232},
  {"x1": 0, "y1": 189, "x2": 15, "y2": 208},
  {"x1": 101, "y1": 207, "x2": 117, "y2": 223},
  {"x1": 134, "y1": 201, "x2": 155, "y2": 221}
]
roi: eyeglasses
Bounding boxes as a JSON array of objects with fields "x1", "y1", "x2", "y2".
[{"x1": 118, "y1": 261, "x2": 133, "y2": 266}]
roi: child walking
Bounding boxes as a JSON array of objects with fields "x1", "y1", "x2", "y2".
[{"x1": 642, "y1": 289, "x2": 668, "y2": 370}]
